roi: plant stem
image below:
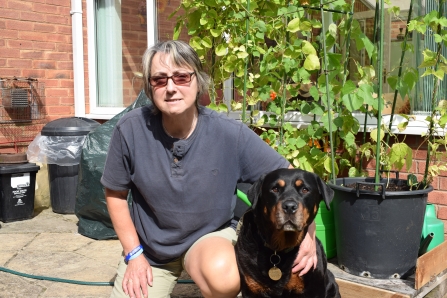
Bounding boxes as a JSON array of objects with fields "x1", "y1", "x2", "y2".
[
  {"x1": 320, "y1": 0, "x2": 336, "y2": 183},
  {"x1": 374, "y1": 0, "x2": 385, "y2": 186},
  {"x1": 242, "y1": 0, "x2": 250, "y2": 123},
  {"x1": 386, "y1": 0, "x2": 414, "y2": 144},
  {"x1": 423, "y1": 0, "x2": 444, "y2": 187}
]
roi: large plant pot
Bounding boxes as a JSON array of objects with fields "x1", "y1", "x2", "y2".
[{"x1": 328, "y1": 177, "x2": 433, "y2": 279}]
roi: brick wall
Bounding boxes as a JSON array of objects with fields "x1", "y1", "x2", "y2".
[{"x1": 0, "y1": 0, "x2": 74, "y2": 152}]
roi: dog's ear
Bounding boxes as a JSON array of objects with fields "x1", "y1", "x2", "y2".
[
  {"x1": 315, "y1": 174, "x2": 334, "y2": 210},
  {"x1": 247, "y1": 174, "x2": 266, "y2": 209}
]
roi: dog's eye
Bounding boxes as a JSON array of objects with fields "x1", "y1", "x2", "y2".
[
  {"x1": 301, "y1": 188, "x2": 309, "y2": 194},
  {"x1": 271, "y1": 187, "x2": 279, "y2": 193}
]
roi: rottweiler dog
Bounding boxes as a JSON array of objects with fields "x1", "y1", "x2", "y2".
[{"x1": 235, "y1": 168, "x2": 340, "y2": 298}]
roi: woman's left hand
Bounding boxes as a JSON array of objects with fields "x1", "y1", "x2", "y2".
[{"x1": 292, "y1": 221, "x2": 317, "y2": 275}]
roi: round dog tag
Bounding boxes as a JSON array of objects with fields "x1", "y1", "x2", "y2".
[{"x1": 268, "y1": 266, "x2": 282, "y2": 281}]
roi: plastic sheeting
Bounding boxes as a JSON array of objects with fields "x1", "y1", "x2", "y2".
[
  {"x1": 27, "y1": 134, "x2": 87, "y2": 166},
  {"x1": 75, "y1": 91, "x2": 151, "y2": 240}
]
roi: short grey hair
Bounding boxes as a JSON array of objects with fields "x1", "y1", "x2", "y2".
[{"x1": 142, "y1": 40, "x2": 210, "y2": 113}]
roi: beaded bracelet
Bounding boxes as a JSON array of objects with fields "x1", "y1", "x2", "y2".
[{"x1": 124, "y1": 244, "x2": 143, "y2": 263}]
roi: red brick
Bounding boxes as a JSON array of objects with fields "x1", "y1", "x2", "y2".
[
  {"x1": 33, "y1": 42, "x2": 56, "y2": 51},
  {"x1": 45, "y1": 14, "x2": 69, "y2": 25},
  {"x1": 46, "y1": 88, "x2": 69, "y2": 97},
  {"x1": 34, "y1": 24, "x2": 56, "y2": 33},
  {"x1": 2, "y1": 48, "x2": 20, "y2": 58},
  {"x1": 44, "y1": 52, "x2": 70, "y2": 61},
  {"x1": 0, "y1": 59, "x2": 6, "y2": 67},
  {"x1": 0, "y1": 68, "x2": 21, "y2": 77},
  {"x1": 18, "y1": 32, "x2": 48, "y2": 42},
  {"x1": 8, "y1": 40, "x2": 34, "y2": 49},
  {"x1": 42, "y1": 79, "x2": 60, "y2": 88},
  {"x1": 46, "y1": 70, "x2": 72, "y2": 79},
  {"x1": 0, "y1": 40, "x2": 4, "y2": 46},
  {"x1": 5, "y1": 19, "x2": 33, "y2": 31},
  {"x1": 20, "y1": 11, "x2": 44, "y2": 22},
  {"x1": 60, "y1": 79, "x2": 74, "y2": 88},
  {"x1": 56, "y1": 25, "x2": 72, "y2": 35},
  {"x1": 437, "y1": 205, "x2": 447, "y2": 220},
  {"x1": 20, "y1": 51, "x2": 44, "y2": 59},
  {"x1": 0, "y1": 0, "x2": 5, "y2": 8},
  {"x1": 47, "y1": 106, "x2": 73, "y2": 115},
  {"x1": 7, "y1": 0, "x2": 32, "y2": 10},
  {"x1": 22, "y1": 69, "x2": 45, "y2": 78},
  {"x1": 429, "y1": 190, "x2": 447, "y2": 205},
  {"x1": 0, "y1": 19, "x2": 5, "y2": 29},
  {"x1": 60, "y1": 97, "x2": 74, "y2": 105},
  {"x1": 47, "y1": 34, "x2": 69, "y2": 44},
  {"x1": 0, "y1": 7, "x2": 19, "y2": 19},
  {"x1": 58, "y1": 6, "x2": 71, "y2": 15},
  {"x1": 44, "y1": 97, "x2": 62, "y2": 106},
  {"x1": 45, "y1": 0, "x2": 68, "y2": 5},
  {"x1": 56, "y1": 61, "x2": 73, "y2": 70},
  {"x1": 33, "y1": 3, "x2": 58, "y2": 14},
  {"x1": 1, "y1": 29, "x2": 18, "y2": 39},
  {"x1": 7, "y1": 59, "x2": 32, "y2": 68},
  {"x1": 56, "y1": 43, "x2": 72, "y2": 53},
  {"x1": 32, "y1": 60, "x2": 56, "y2": 69}
]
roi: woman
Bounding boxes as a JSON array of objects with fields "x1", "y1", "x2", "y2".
[{"x1": 102, "y1": 40, "x2": 317, "y2": 298}]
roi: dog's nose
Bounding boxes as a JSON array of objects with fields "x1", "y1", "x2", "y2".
[{"x1": 282, "y1": 200, "x2": 298, "y2": 214}]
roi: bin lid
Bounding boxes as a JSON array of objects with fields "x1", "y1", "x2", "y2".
[
  {"x1": 0, "y1": 162, "x2": 40, "y2": 174},
  {"x1": 41, "y1": 117, "x2": 100, "y2": 136}
]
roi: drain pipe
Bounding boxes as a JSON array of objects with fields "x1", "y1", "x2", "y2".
[{"x1": 70, "y1": 0, "x2": 86, "y2": 117}]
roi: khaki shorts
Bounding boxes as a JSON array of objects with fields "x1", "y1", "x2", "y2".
[{"x1": 110, "y1": 227, "x2": 237, "y2": 298}]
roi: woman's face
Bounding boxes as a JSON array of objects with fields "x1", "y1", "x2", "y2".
[{"x1": 150, "y1": 52, "x2": 199, "y2": 116}]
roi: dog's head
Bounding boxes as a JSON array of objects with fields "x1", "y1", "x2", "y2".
[{"x1": 247, "y1": 168, "x2": 334, "y2": 251}]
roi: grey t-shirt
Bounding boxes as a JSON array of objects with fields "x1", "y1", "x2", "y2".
[{"x1": 101, "y1": 105, "x2": 289, "y2": 265}]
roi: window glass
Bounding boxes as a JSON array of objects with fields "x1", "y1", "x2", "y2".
[{"x1": 95, "y1": 0, "x2": 148, "y2": 109}]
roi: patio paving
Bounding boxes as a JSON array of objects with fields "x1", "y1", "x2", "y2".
[{"x1": 0, "y1": 208, "x2": 203, "y2": 298}]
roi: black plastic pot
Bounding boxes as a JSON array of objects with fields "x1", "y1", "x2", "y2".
[{"x1": 328, "y1": 176, "x2": 432, "y2": 279}]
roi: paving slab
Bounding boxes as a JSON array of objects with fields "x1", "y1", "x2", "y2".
[{"x1": 0, "y1": 208, "x2": 204, "y2": 297}]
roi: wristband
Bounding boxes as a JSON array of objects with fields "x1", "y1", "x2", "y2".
[
  {"x1": 128, "y1": 248, "x2": 144, "y2": 261},
  {"x1": 124, "y1": 245, "x2": 143, "y2": 263}
]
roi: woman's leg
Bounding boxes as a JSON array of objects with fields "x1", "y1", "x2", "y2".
[
  {"x1": 183, "y1": 227, "x2": 240, "y2": 298},
  {"x1": 111, "y1": 256, "x2": 183, "y2": 298}
]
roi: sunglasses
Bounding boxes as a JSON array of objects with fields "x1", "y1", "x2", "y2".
[{"x1": 149, "y1": 72, "x2": 196, "y2": 87}]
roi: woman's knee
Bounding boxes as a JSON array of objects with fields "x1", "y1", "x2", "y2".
[{"x1": 185, "y1": 237, "x2": 240, "y2": 297}]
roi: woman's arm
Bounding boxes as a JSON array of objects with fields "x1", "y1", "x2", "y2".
[
  {"x1": 106, "y1": 188, "x2": 153, "y2": 298},
  {"x1": 287, "y1": 164, "x2": 318, "y2": 275}
]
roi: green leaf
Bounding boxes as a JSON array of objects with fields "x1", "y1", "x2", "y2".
[
  {"x1": 303, "y1": 54, "x2": 320, "y2": 71},
  {"x1": 370, "y1": 128, "x2": 384, "y2": 143},
  {"x1": 215, "y1": 44, "x2": 228, "y2": 56},
  {"x1": 190, "y1": 36, "x2": 203, "y2": 49},
  {"x1": 237, "y1": 51, "x2": 249, "y2": 59},
  {"x1": 201, "y1": 36, "x2": 213, "y2": 48},
  {"x1": 210, "y1": 29, "x2": 221, "y2": 37},
  {"x1": 204, "y1": 0, "x2": 217, "y2": 7},
  {"x1": 341, "y1": 80, "x2": 356, "y2": 96},
  {"x1": 389, "y1": 143, "x2": 413, "y2": 171},
  {"x1": 302, "y1": 41, "x2": 317, "y2": 55},
  {"x1": 287, "y1": 18, "x2": 301, "y2": 33},
  {"x1": 342, "y1": 94, "x2": 363, "y2": 112},
  {"x1": 300, "y1": 21, "x2": 312, "y2": 32}
]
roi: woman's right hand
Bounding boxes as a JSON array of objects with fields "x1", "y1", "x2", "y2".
[
  {"x1": 105, "y1": 188, "x2": 152, "y2": 298},
  {"x1": 122, "y1": 254, "x2": 153, "y2": 298}
]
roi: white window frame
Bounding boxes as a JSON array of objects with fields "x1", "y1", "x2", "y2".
[{"x1": 85, "y1": 0, "x2": 156, "y2": 119}]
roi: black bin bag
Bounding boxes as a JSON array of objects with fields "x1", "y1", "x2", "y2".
[{"x1": 75, "y1": 91, "x2": 151, "y2": 239}]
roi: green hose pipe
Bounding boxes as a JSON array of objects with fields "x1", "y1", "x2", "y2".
[{"x1": 0, "y1": 266, "x2": 113, "y2": 286}]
